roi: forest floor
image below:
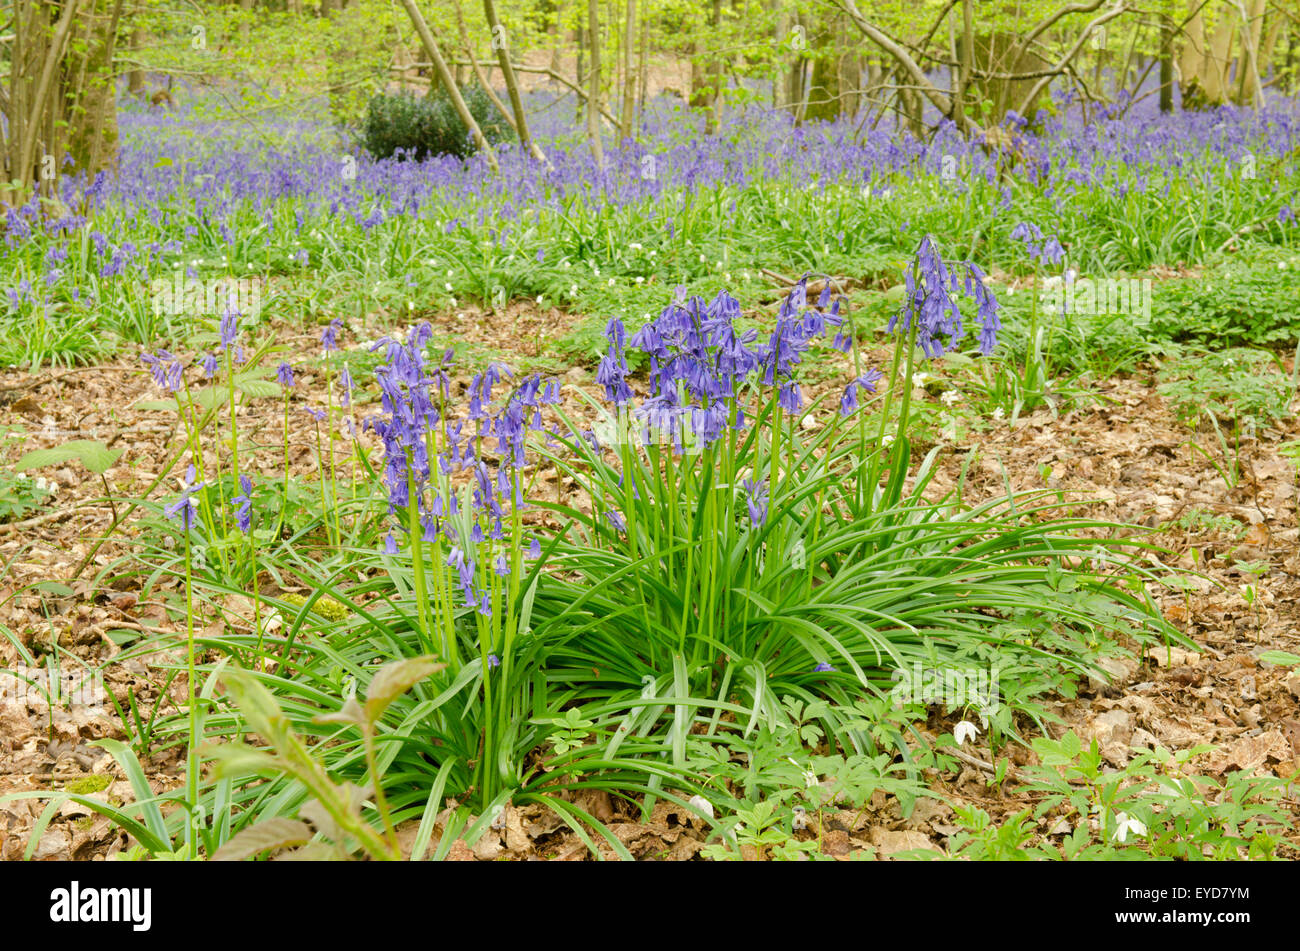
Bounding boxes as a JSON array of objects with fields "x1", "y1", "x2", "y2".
[{"x1": 2, "y1": 300, "x2": 1298, "y2": 861}]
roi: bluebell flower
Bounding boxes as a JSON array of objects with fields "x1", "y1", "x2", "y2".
[
  {"x1": 339, "y1": 366, "x2": 353, "y2": 407},
  {"x1": 218, "y1": 300, "x2": 244, "y2": 364},
  {"x1": 777, "y1": 380, "x2": 802, "y2": 413},
  {"x1": 321, "y1": 317, "x2": 343, "y2": 351},
  {"x1": 596, "y1": 316, "x2": 634, "y2": 405},
  {"x1": 839, "y1": 368, "x2": 884, "y2": 417},
  {"x1": 742, "y1": 478, "x2": 768, "y2": 527},
  {"x1": 142, "y1": 350, "x2": 184, "y2": 392},
  {"x1": 233, "y1": 474, "x2": 253, "y2": 534},
  {"x1": 1039, "y1": 236, "x2": 1065, "y2": 265},
  {"x1": 164, "y1": 465, "x2": 207, "y2": 530},
  {"x1": 889, "y1": 235, "x2": 1000, "y2": 360}
]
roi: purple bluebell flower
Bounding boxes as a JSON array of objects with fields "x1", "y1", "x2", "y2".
[
  {"x1": 839, "y1": 369, "x2": 884, "y2": 417},
  {"x1": 889, "y1": 235, "x2": 1000, "y2": 360},
  {"x1": 1010, "y1": 222, "x2": 1064, "y2": 267},
  {"x1": 777, "y1": 381, "x2": 802, "y2": 413},
  {"x1": 321, "y1": 317, "x2": 343, "y2": 352},
  {"x1": 596, "y1": 317, "x2": 634, "y2": 405},
  {"x1": 233, "y1": 474, "x2": 253, "y2": 534},
  {"x1": 164, "y1": 465, "x2": 207, "y2": 530},
  {"x1": 142, "y1": 350, "x2": 184, "y2": 392},
  {"x1": 218, "y1": 299, "x2": 244, "y2": 364},
  {"x1": 1039, "y1": 236, "x2": 1065, "y2": 266},
  {"x1": 339, "y1": 366, "x2": 353, "y2": 407},
  {"x1": 814, "y1": 662, "x2": 837, "y2": 673},
  {"x1": 276, "y1": 362, "x2": 295, "y2": 387},
  {"x1": 742, "y1": 478, "x2": 768, "y2": 527}
]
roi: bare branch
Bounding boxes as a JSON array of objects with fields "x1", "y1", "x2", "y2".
[
  {"x1": 1014, "y1": 2, "x2": 1133, "y2": 119},
  {"x1": 835, "y1": 0, "x2": 981, "y2": 136}
]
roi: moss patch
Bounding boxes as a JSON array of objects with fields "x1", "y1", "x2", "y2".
[
  {"x1": 281, "y1": 592, "x2": 351, "y2": 622},
  {"x1": 63, "y1": 774, "x2": 112, "y2": 796}
]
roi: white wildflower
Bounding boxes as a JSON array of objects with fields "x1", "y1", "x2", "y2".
[{"x1": 1112, "y1": 812, "x2": 1147, "y2": 843}]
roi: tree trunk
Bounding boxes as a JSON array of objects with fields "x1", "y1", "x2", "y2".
[
  {"x1": 127, "y1": 26, "x2": 145, "y2": 97},
  {"x1": 585, "y1": 0, "x2": 604, "y2": 165},
  {"x1": 955, "y1": 0, "x2": 973, "y2": 130},
  {"x1": 619, "y1": 0, "x2": 636, "y2": 138},
  {"x1": 804, "y1": 12, "x2": 841, "y2": 122},
  {"x1": 3, "y1": 0, "x2": 130, "y2": 207},
  {"x1": 1235, "y1": 0, "x2": 1266, "y2": 107},
  {"x1": 548, "y1": 1, "x2": 565, "y2": 75},
  {"x1": 1159, "y1": 12, "x2": 1175, "y2": 112},
  {"x1": 636, "y1": 10, "x2": 648, "y2": 125},
  {"x1": 481, "y1": 0, "x2": 549, "y2": 164},
  {"x1": 706, "y1": 0, "x2": 722, "y2": 132},
  {"x1": 575, "y1": 19, "x2": 585, "y2": 123}
]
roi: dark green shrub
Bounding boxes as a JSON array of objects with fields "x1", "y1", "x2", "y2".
[{"x1": 359, "y1": 85, "x2": 508, "y2": 161}]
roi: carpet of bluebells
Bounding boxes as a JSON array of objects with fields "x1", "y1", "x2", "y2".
[
  {"x1": 3, "y1": 88, "x2": 1300, "y2": 861},
  {"x1": 5, "y1": 88, "x2": 1299, "y2": 367}
]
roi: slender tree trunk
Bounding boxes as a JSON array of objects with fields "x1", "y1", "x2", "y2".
[
  {"x1": 575, "y1": 19, "x2": 585, "y2": 123},
  {"x1": 706, "y1": 0, "x2": 721, "y2": 132},
  {"x1": 1159, "y1": 11, "x2": 1175, "y2": 112},
  {"x1": 636, "y1": 10, "x2": 648, "y2": 125},
  {"x1": 585, "y1": 0, "x2": 604, "y2": 164},
  {"x1": 1234, "y1": 0, "x2": 1265, "y2": 107},
  {"x1": 127, "y1": 26, "x2": 145, "y2": 97},
  {"x1": 956, "y1": 0, "x2": 973, "y2": 130},
  {"x1": 548, "y1": 1, "x2": 564, "y2": 74},
  {"x1": 619, "y1": 0, "x2": 636, "y2": 138},
  {"x1": 481, "y1": 0, "x2": 549, "y2": 164}
]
